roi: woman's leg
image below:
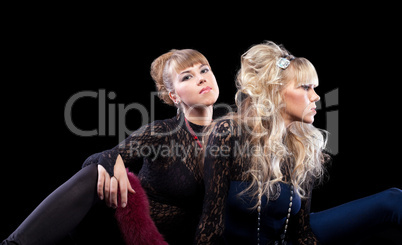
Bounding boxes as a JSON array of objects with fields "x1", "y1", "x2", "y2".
[
  {"x1": 310, "y1": 188, "x2": 402, "y2": 245},
  {"x1": 2, "y1": 164, "x2": 100, "y2": 245}
]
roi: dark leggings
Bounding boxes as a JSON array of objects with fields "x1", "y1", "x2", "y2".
[
  {"x1": 2, "y1": 164, "x2": 122, "y2": 245},
  {"x1": 3, "y1": 165, "x2": 401, "y2": 244},
  {"x1": 310, "y1": 188, "x2": 402, "y2": 245}
]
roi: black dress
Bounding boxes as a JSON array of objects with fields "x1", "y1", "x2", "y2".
[
  {"x1": 2, "y1": 113, "x2": 206, "y2": 245},
  {"x1": 83, "y1": 112, "x2": 206, "y2": 244}
]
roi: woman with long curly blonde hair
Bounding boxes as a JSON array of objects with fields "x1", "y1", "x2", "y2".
[{"x1": 195, "y1": 41, "x2": 401, "y2": 245}]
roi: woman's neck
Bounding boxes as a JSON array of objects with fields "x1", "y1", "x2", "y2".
[{"x1": 183, "y1": 105, "x2": 213, "y2": 126}]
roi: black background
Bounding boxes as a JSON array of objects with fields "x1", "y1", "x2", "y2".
[{"x1": 2, "y1": 5, "x2": 401, "y2": 243}]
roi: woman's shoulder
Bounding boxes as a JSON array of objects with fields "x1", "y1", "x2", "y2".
[{"x1": 209, "y1": 115, "x2": 241, "y2": 138}]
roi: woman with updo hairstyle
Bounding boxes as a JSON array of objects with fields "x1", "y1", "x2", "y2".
[
  {"x1": 195, "y1": 41, "x2": 401, "y2": 244},
  {"x1": 3, "y1": 49, "x2": 220, "y2": 245}
]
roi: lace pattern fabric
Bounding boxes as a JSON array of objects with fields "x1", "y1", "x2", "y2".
[{"x1": 83, "y1": 113, "x2": 205, "y2": 244}]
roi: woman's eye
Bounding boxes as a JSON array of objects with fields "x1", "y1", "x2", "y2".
[
  {"x1": 301, "y1": 85, "x2": 311, "y2": 91},
  {"x1": 201, "y1": 68, "x2": 209, "y2": 74},
  {"x1": 182, "y1": 75, "x2": 192, "y2": 81}
]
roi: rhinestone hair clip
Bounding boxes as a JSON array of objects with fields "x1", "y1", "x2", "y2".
[{"x1": 276, "y1": 55, "x2": 295, "y2": 70}]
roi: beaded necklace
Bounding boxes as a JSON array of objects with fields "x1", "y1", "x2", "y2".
[
  {"x1": 184, "y1": 117, "x2": 204, "y2": 149},
  {"x1": 257, "y1": 171, "x2": 294, "y2": 245}
]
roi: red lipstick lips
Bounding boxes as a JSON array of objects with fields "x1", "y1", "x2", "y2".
[{"x1": 199, "y1": 86, "x2": 212, "y2": 94}]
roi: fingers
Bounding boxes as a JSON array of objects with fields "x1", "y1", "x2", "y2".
[
  {"x1": 128, "y1": 181, "x2": 136, "y2": 194},
  {"x1": 97, "y1": 165, "x2": 105, "y2": 200},
  {"x1": 118, "y1": 177, "x2": 128, "y2": 208},
  {"x1": 106, "y1": 155, "x2": 138, "y2": 209},
  {"x1": 97, "y1": 165, "x2": 111, "y2": 202},
  {"x1": 98, "y1": 164, "x2": 132, "y2": 209},
  {"x1": 104, "y1": 172, "x2": 111, "y2": 205},
  {"x1": 110, "y1": 176, "x2": 118, "y2": 208},
  {"x1": 109, "y1": 174, "x2": 136, "y2": 209},
  {"x1": 110, "y1": 175, "x2": 133, "y2": 208}
]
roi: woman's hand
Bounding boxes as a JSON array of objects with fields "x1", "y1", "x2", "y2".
[{"x1": 97, "y1": 155, "x2": 135, "y2": 208}]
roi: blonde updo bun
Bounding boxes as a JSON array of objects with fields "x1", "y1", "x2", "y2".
[{"x1": 150, "y1": 50, "x2": 176, "y2": 106}]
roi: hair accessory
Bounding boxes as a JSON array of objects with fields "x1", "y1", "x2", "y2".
[{"x1": 277, "y1": 57, "x2": 291, "y2": 69}]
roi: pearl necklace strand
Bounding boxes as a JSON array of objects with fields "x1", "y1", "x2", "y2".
[{"x1": 257, "y1": 172, "x2": 294, "y2": 245}]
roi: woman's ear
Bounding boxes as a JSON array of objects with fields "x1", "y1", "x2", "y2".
[{"x1": 169, "y1": 91, "x2": 180, "y2": 104}]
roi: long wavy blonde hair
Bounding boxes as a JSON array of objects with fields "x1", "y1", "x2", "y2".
[{"x1": 212, "y1": 41, "x2": 328, "y2": 201}]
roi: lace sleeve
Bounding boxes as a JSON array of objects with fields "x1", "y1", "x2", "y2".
[
  {"x1": 194, "y1": 120, "x2": 236, "y2": 244},
  {"x1": 291, "y1": 184, "x2": 321, "y2": 245},
  {"x1": 82, "y1": 120, "x2": 169, "y2": 176}
]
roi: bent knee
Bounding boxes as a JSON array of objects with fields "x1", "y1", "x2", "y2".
[
  {"x1": 384, "y1": 188, "x2": 402, "y2": 198},
  {"x1": 380, "y1": 188, "x2": 402, "y2": 212},
  {"x1": 75, "y1": 163, "x2": 99, "y2": 188}
]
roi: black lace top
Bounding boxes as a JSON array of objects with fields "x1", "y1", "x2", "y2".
[
  {"x1": 194, "y1": 119, "x2": 320, "y2": 245},
  {"x1": 82, "y1": 113, "x2": 205, "y2": 245}
]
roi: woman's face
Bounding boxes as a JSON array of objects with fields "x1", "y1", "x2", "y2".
[
  {"x1": 170, "y1": 63, "x2": 219, "y2": 110},
  {"x1": 281, "y1": 79, "x2": 320, "y2": 126}
]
